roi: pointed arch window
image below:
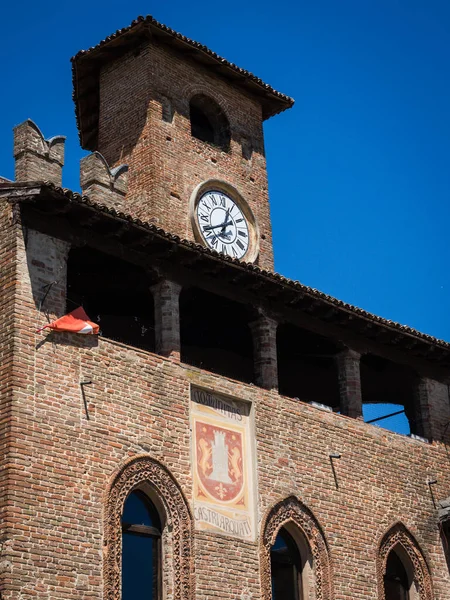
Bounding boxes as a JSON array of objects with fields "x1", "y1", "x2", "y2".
[
  {"x1": 121, "y1": 490, "x2": 161, "y2": 600},
  {"x1": 261, "y1": 496, "x2": 333, "y2": 600},
  {"x1": 271, "y1": 526, "x2": 306, "y2": 600},
  {"x1": 378, "y1": 524, "x2": 433, "y2": 600},
  {"x1": 384, "y1": 548, "x2": 410, "y2": 600}
]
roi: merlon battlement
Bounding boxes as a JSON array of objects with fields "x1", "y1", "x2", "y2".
[{"x1": 11, "y1": 119, "x2": 128, "y2": 208}]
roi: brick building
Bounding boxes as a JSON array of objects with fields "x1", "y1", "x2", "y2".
[{"x1": 1, "y1": 14, "x2": 450, "y2": 600}]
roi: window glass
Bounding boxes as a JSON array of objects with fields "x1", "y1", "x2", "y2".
[
  {"x1": 122, "y1": 490, "x2": 158, "y2": 527},
  {"x1": 271, "y1": 528, "x2": 302, "y2": 600},
  {"x1": 122, "y1": 491, "x2": 160, "y2": 600},
  {"x1": 122, "y1": 534, "x2": 157, "y2": 599}
]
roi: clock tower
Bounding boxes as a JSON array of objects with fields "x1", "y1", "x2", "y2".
[{"x1": 72, "y1": 16, "x2": 293, "y2": 270}]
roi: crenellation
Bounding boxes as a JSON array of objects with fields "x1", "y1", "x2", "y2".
[
  {"x1": 13, "y1": 119, "x2": 65, "y2": 186},
  {"x1": 80, "y1": 151, "x2": 128, "y2": 209}
]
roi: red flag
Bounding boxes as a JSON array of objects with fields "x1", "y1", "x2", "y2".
[{"x1": 36, "y1": 307, "x2": 99, "y2": 335}]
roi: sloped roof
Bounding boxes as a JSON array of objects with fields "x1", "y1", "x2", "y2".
[
  {"x1": 71, "y1": 15, "x2": 295, "y2": 150},
  {"x1": 2, "y1": 180, "x2": 450, "y2": 374}
]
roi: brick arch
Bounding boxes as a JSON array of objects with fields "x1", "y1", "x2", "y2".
[
  {"x1": 377, "y1": 522, "x2": 433, "y2": 600},
  {"x1": 260, "y1": 495, "x2": 334, "y2": 600},
  {"x1": 103, "y1": 454, "x2": 194, "y2": 600},
  {"x1": 180, "y1": 81, "x2": 231, "y2": 115},
  {"x1": 189, "y1": 93, "x2": 231, "y2": 151}
]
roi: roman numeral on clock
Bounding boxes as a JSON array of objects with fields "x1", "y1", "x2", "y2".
[{"x1": 236, "y1": 239, "x2": 245, "y2": 251}]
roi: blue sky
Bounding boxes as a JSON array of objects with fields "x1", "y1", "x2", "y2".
[{"x1": 1, "y1": 1, "x2": 449, "y2": 434}]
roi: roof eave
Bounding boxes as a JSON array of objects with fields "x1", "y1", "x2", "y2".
[
  {"x1": 71, "y1": 15, "x2": 294, "y2": 150},
  {"x1": 2, "y1": 181, "x2": 450, "y2": 371}
]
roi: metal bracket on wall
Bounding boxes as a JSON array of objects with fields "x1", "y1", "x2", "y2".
[{"x1": 80, "y1": 379, "x2": 93, "y2": 420}]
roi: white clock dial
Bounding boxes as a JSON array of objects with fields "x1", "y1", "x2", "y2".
[{"x1": 196, "y1": 190, "x2": 250, "y2": 259}]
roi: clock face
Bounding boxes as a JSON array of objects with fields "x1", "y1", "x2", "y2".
[{"x1": 196, "y1": 190, "x2": 250, "y2": 259}]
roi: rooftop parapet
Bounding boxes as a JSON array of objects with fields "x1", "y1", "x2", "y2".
[
  {"x1": 13, "y1": 119, "x2": 65, "y2": 186},
  {"x1": 80, "y1": 152, "x2": 128, "y2": 209}
]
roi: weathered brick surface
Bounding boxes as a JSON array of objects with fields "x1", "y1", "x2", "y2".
[
  {"x1": 0, "y1": 201, "x2": 20, "y2": 597},
  {"x1": 1, "y1": 222, "x2": 450, "y2": 599},
  {"x1": 250, "y1": 314, "x2": 278, "y2": 390},
  {"x1": 96, "y1": 42, "x2": 274, "y2": 270},
  {"x1": 150, "y1": 279, "x2": 182, "y2": 359},
  {"x1": 336, "y1": 348, "x2": 363, "y2": 419},
  {"x1": 80, "y1": 151, "x2": 128, "y2": 209},
  {"x1": 13, "y1": 120, "x2": 65, "y2": 186}
]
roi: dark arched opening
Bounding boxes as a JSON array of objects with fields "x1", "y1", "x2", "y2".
[
  {"x1": 189, "y1": 94, "x2": 231, "y2": 151},
  {"x1": 122, "y1": 490, "x2": 162, "y2": 600},
  {"x1": 384, "y1": 549, "x2": 410, "y2": 600},
  {"x1": 271, "y1": 527, "x2": 303, "y2": 600}
]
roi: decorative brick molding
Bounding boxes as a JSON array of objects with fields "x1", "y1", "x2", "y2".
[
  {"x1": 377, "y1": 523, "x2": 433, "y2": 600},
  {"x1": 103, "y1": 455, "x2": 194, "y2": 600},
  {"x1": 260, "y1": 496, "x2": 334, "y2": 600}
]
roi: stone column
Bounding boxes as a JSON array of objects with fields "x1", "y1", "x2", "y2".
[
  {"x1": 249, "y1": 314, "x2": 278, "y2": 390},
  {"x1": 411, "y1": 377, "x2": 450, "y2": 442},
  {"x1": 410, "y1": 377, "x2": 432, "y2": 440},
  {"x1": 150, "y1": 280, "x2": 182, "y2": 359},
  {"x1": 335, "y1": 348, "x2": 363, "y2": 419}
]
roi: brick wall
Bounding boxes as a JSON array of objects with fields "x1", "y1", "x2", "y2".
[
  {"x1": 96, "y1": 42, "x2": 274, "y2": 270},
  {"x1": 0, "y1": 201, "x2": 19, "y2": 596},
  {"x1": 0, "y1": 223, "x2": 72, "y2": 598},
  {"x1": 2, "y1": 224, "x2": 450, "y2": 599}
]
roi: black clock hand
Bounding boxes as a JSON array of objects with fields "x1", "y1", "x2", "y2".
[
  {"x1": 203, "y1": 220, "x2": 233, "y2": 231},
  {"x1": 220, "y1": 209, "x2": 230, "y2": 233}
]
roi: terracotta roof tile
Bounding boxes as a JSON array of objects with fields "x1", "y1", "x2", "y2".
[{"x1": 71, "y1": 15, "x2": 294, "y2": 149}]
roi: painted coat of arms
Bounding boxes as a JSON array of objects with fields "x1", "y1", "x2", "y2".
[
  {"x1": 191, "y1": 387, "x2": 255, "y2": 540},
  {"x1": 196, "y1": 422, "x2": 244, "y2": 503}
]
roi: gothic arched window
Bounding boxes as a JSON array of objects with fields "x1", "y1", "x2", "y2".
[
  {"x1": 384, "y1": 548, "x2": 410, "y2": 599},
  {"x1": 271, "y1": 527, "x2": 302, "y2": 600},
  {"x1": 121, "y1": 490, "x2": 161, "y2": 600},
  {"x1": 378, "y1": 523, "x2": 433, "y2": 600},
  {"x1": 189, "y1": 94, "x2": 231, "y2": 151},
  {"x1": 270, "y1": 525, "x2": 312, "y2": 600},
  {"x1": 261, "y1": 497, "x2": 333, "y2": 600}
]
